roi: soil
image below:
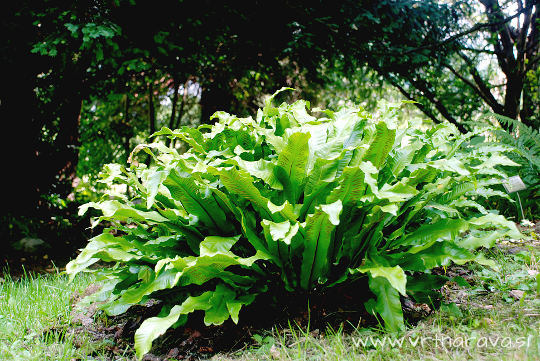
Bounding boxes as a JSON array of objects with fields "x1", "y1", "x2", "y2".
[
  {"x1": 64, "y1": 278, "x2": 436, "y2": 361},
  {"x1": 0, "y1": 252, "x2": 70, "y2": 279}
]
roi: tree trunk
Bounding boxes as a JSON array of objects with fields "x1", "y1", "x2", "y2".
[
  {"x1": 124, "y1": 94, "x2": 131, "y2": 163},
  {"x1": 148, "y1": 80, "x2": 156, "y2": 135},
  {"x1": 124, "y1": 94, "x2": 131, "y2": 197},
  {"x1": 168, "y1": 78, "x2": 180, "y2": 130},
  {"x1": 503, "y1": 72, "x2": 523, "y2": 121},
  {"x1": 200, "y1": 79, "x2": 235, "y2": 124},
  {"x1": 51, "y1": 64, "x2": 84, "y2": 201},
  {"x1": 169, "y1": 80, "x2": 190, "y2": 147}
]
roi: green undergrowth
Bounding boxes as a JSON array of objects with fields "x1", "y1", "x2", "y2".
[
  {"x1": 1, "y1": 238, "x2": 539, "y2": 360},
  {"x1": 0, "y1": 271, "x2": 107, "y2": 361}
]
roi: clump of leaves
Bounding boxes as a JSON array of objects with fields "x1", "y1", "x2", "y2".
[
  {"x1": 488, "y1": 113, "x2": 540, "y2": 219},
  {"x1": 67, "y1": 88, "x2": 521, "y2": 359}
]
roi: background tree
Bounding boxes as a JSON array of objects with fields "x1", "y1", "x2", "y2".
[
  {"x1": 2, "y1": 0, "x2": 537, "y2": 256},
  {"x1": 292, "y1": 0, "x2": 539, "y2": 130}
]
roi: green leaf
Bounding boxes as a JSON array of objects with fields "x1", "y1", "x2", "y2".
[
  {"x1": 398, "y1": 241, "x2": 496, "y2": 271},
  {"x1": 219, "y1": 167, "x2": 273, "y2": 219},
  {"x1": 261, "y1": 220, "x2": 299, "y2": 246},
  {"x1": 351, "y1": 265, "x2": 407, "y2": 296},
  {"x1": 440, "y1": 303, "x2": 463, "y2": 317},
  {"x1": 66, "y1": 233, "x2": 141, "y2": 279},
  {"x1": 400, "y1": 218, "x2": 469, "y2": 248},
  {"x1": 204, "y1": 284, "x2": 253, "y2": 325},
  {"x1": 110, "y1": 269, "x2": 182, "y2": 315},
  {"x1": 152, "y1": 127, "x2": 207, "y2": 153},
  {"x1": 300, "y1": 200, "x2": 343, "y2": 289},
  {"x1": 406, "y1": 273, "x2": 448, "y2": 303},
  {"x1": 199, "y1": 235, "x2": 241, "y2": 255},
  {"x1": 134, "y1": 292, "x2": 212, "y2": 359},
  {"x1": 134, "y1": 282, "x2": 254, "y2": 359},
  {"x1": 263, "y1": 87, "x2": 294, "y2": 115},
  {"x1": 231, "y1": 157, "x2": 283, "y2": 190},
  {"x1": 274, "y1": 132, "x2": 310, "y2": 202},
  {"x1": 363, "y1": 122, "x2": 396, "y2": 169},
  {"x1": 79, "y1": 200, "x2": 168, "y2": 224},
  {"x1": 327, "y1": 166, "x2": 367, "y2": 205},
  {"x1": 163, "y1": 170, "x2": 227, "y2": 231},
  {"x1": 144, "y1": 169, "x2": 169, "y2": 209},
  {"x1": 365, "y1": 275, "x2": 404, "y2": 332}
]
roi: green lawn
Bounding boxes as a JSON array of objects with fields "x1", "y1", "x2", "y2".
[{"x1": 1, "y1": 240, "x2": 539, "y2": 361}]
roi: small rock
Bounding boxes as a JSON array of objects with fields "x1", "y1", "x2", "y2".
[
  {"x1": 481, "y1": 317, "x2": 494, "y2": 326},
  {"x1": 167, "y1": 348, "x2": 179, "y2": 358},
  {"x1": 82, "y1": 284, "x2": 102, "y2": 298},
  {"x1": 510, "y1": 290, "x2": 525, "y2": 300},
  {"x1": 142, "y1": 353, "x2": 161, "y2": 361},
  {"x1": 14, "y1": 237, "x2": 48, "y2": 253},
  {"x1": 269, "y1": 344, "x2": 281, "y2": 359}
]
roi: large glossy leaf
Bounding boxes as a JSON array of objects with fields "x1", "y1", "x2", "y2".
[
  {"x1": 143, "y1": 169, "x2": 169, "y2": 209},
  {"x1": 396, "y1": 241, "x2": 496, "y2": 271},
  {"x1": 363, "y1": 121, "x2": 397, "y2": 169},
  {"x1": 152, "y1": 127, "x2": 207, "y2": 153},
  {"x1": 300, "y1": 200, "x2": 343, "y2": 289},
  {"x1": 399, "y1": 218, "x2": 469, "y2": 248},
  {"x1": 163, "y1": 169, "x2": 227, "y2": 231},
  {"x1": 106, "y1": 269, "x2": 182, "y2": 315},
  {"x1": 134, "y1": 283, "x2": 255, "y2": 359},
  {"x1": 66, "y1": 233, "x2": 143, "y2": 279},
  {"x1": 365, "y1": 275, "x2": 404, "y2": 332},
  {"x1": 350, "y1": 265, "x2": 407, "y2": 296},
  {"x1": 327, "y1": 166, "x2": 367, "y2": 205},
  {"x1": 219, "y1": 167, "x2": 273, "y2": 219},
  {"x1": 134, "y1": 291, "x2": 212, "y2": 359},
  {"x1": 230, "y1": 157, "x2": 283, "y2": 190},
  {"x1": 79, "y1": 200, "x2": 169, "y2": 224},
  {"x1": 275, "y1": 132, "x2": 310, "y2": 202}
]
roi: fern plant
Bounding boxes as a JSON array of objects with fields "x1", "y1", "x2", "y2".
[
  {"x1": 487, "y1": 113, "x2": 540, "y2": 219},
  {"x1": 67, "y1": 89, "x2": 521, "y2": 359}
]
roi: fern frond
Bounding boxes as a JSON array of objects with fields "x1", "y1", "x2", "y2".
[{"x1": 484, "y1": 113, "x2": 540, "y2": 172}]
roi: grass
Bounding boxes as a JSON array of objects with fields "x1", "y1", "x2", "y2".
[
  {"x1": 0, "y1": 270, "x2": 115, "y2": 361},
  {"x1": 1, "y1": 240, "x2": 539, "y2": 361}
]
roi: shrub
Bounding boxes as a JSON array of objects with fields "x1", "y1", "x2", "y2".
[
  {"x1": 488, "y1": 113, "x2": 540, "y2": 220},
  {"x1": 67, "y1": 88, "x2": 521, "y2": 359}
]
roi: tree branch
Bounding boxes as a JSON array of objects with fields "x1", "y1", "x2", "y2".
[
  {"x1": 410, "y1": 77, "x2": 467, "y2": 133},
  {"x1": 480, "y1": 0, "x2": 520, "y2": 75},
  {"x1": 388, "y1": 79, "x2": 443, "y2": 126},
  {"x1": 442, "y1": 62, "x2": 502, "y2": 113},
  {"x1": 399, "y1": 4, "x2": 532, "y2": 56},
  {"x1": 459, "y1": 53, "x2": 505, "y2": 109},
  {"x1": 517, "y1": 1, "x2": 533, "y2": 59}
]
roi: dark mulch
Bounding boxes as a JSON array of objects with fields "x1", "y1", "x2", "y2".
[
  {"x1": 1, "y1": 252, "x2": 70, "y2": 279},
  {"x1": 64, "y1": 277, "x2": 438, "y2": 361}
]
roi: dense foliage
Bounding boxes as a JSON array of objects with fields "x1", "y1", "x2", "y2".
[
  {"x1": 67, "y1": 90, "x2": 521, "y2": 359},
  {"x1": 4, "y1": 1, "x2": 537, "y2": 222},
  {"x1": 489, "y1": 113, "x2": 540, "y2": 219}
]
